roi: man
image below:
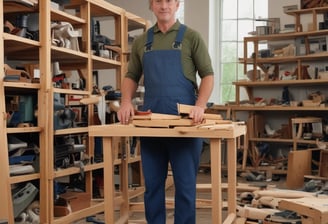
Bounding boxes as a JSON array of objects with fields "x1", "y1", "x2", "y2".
[{"x1": 117, "y1": 0, "x2": 214, "y2": 223}]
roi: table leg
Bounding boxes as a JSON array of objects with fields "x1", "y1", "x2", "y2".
[
  {"x1": 227, "y1": 138, "x2": 237, "y2": 215},
  {"x1": 210, "y1": 138, "x2": 222, "y2": 223},
  {"x1": 103, "y1": 137, "x2": 115, "y2": 223}
]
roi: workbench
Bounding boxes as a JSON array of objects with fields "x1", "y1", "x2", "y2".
[{"x1": 89, "y1": 122, "x2": 246, "y2": 224}]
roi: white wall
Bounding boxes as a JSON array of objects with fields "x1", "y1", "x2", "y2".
[{"x1": 269, "y1": 0, "x2": 299, "y2": 28}]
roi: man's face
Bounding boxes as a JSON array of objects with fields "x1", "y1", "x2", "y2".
[{"x1": 150, "y1": 0, "x2": 179, "y2": 24}]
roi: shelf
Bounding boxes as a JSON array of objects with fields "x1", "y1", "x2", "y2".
[
  {"x1": 4, "y1": 82, "x2": 40, "y2": 90},
  {"x1": 0, "y1": 1, "x2": 147, "y2": 223},
  {"x1": 241, "y1": 52, "x2": 328, "y2": 64},
  {"x1": 3, "y1": 1, "x2": 38, "y2": 13},
  {"x1": 285, "y1": 6, "x2": 328, "y2": 15},
  {"x1": 53, "y1": 162, "x2": 104, "y2": 178},
  {"x1": 245, "y1": 29, "x2": 328, "y2": 41},
  {"x1": 54, "y1": 127, "x2": 88, "y2": 135},
  {"x1": 249, "y1": 137, "x2": 319, "y2": 145},
  {"x1": 3, "y1": 33, "x2": 40, "y2": 60},
  {"x1": 229, "y1": 6, "x2": 328, "y2": 176},
  {"x1": 52, "y1": 201, "x2": 104, "y2": 224},
  {"x1": 229, "y1": 105, "x2": 328, "y2": 111},
  {"x1": 9, "y1": 173, "x2": 40, "y2": 184},
  {"x1": 51, "y1": 8, "x2": 87, "y2": 25},
  {"x1": 234, "y1": 79, "x2": 328, "y2": 86},
  {"x1": 51, "y1": 46, "x2": 89, "y2": 64},
  {"x1": 7, "y1": 127, "x2": 41, "y2": 134},
  {"x1": 92, "y1": 55, "x2": 122, "y2": 69}
]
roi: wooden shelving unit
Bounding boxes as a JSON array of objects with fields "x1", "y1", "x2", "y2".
[
  {"x1": 0, "y1": 1, "x2": 147, "y2": 223},
  {"x1": 228, "y1": 6, "x2": 328, "y2": 172}
]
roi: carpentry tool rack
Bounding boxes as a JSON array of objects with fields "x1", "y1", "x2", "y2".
[
  {"x1": 215, "y1": 6, "x2": 328, "y2": 175},
  {"x1": 0, "y1": 0, "x2": 148, "y2": 223}
]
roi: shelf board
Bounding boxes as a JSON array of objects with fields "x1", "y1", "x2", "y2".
[
  {"x1": 244, "y1": 29, "x2": 328, "y2": 41},
  {"x1": 234, "y1": 79, "x2": 328, "y2": 87},
  {"x1": 52, "y1": 200, "x2": 104, "y2": 224},
  {"x1": 249, "y1": 137, "x2": 320, "y2": 145},
  {"x1": 4, "y1": 1, "x2": 38, "y2": 13},
  {"x1": 54, "y1": 127, "x2": 88, "y2": 135},
  {"x1": 285, "y1": 6, "x2": 328, "y2": 15},
  {"x1": 4, "y1": 82, "x2": 40, "y2": 90},
  {"x1": 92, "y1": 55, "x2": 121, "y2": 70},
  {"x1": 7, "y1": 127, "x2": 41, "y2": 134},
  {"x1": 229, "y1": 105, "x2": 328, "y2": 111},
  {"x1": 249, "y1": 137, "x2": 293, "y2": 143},
  {"x1": 4, "y1": 33, "x2": 40, "y2": 60},
  {"x1": 53, "y1": 87, "x2": 90, "y2": 95},
  {"x1": 53, "y1": 162, "x2": 104, "y2": 178},
  {"x1": 9, "y1": 173, "x2": 40, "y2": 184},
  {"x1": 51, "y1": 46, "x2": 89, "y2": 65},
  {"x1": 241, "y1": 52, "x2": 328, "y2": 64},
  {"x1": 51, "y1": 8, "x2": 86, "y2": 25},
  {"x1": 125, "y1": 11, "x2": 148, "y2": 31},
  {"x1": 89, "y1": 0, "x2": 123, "y2": 17}
]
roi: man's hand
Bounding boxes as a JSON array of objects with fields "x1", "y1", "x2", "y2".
[
  {"x1": 189, "y1": 105, "x2": 205, "y2": 124},
  {"x1": 117, "y1": 101, "x2": 135, "y2": 124}
]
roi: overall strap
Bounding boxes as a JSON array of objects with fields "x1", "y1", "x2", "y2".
[
  {"x1": 145, "y1": 27, "x2": 154, "y2": 51},
  {"x1": 173, "y1": 24, "x2": 186, "y2": 49},
  {"x1": 144, "y1": 24, "x2": 187, "y2": 51}
]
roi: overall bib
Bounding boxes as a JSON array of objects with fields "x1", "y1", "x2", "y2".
[{"x1": 141, "y1": 25, "x2": 203, "y2": 224}]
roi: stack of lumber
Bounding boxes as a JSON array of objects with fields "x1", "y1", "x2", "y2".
[{"x1": 131, "y1": 103, "x2": 229, "y2": 128}]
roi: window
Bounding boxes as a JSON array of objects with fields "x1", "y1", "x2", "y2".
[
  {"x1": 218, "y1": 0, "x2": 268, "y2": 103},
  {"x1": 176, "y1": 0, "x2": 184, "y2": 23}
]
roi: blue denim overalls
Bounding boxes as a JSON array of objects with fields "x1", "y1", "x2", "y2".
[{"x1": 141, "y1": 24, "x2": 202, "y2": 224}]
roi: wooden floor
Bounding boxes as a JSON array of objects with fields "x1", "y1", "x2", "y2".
[{"x1": 74, "y1": 170, "x2": 287, "y2": 223}]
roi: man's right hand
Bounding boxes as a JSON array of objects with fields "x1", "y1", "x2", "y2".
[{"x1": 117, "y1": 101, "x2": 135, "y2": 124}]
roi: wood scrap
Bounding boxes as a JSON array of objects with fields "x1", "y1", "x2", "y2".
[
  {"x1": 252, "y1": 196, "x2": 285, "y2": 209},
  {"x1": 237, "y1": 205, "x2": 280, "y2": 220},
  {"x1": 253, "y1": 189, "x2": 318, "y2": 199}
]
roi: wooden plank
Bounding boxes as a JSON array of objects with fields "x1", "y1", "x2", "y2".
[
  {"x1": 196, "y1": 183, "x2": 260, "y2": 192},
  {"x1": 304, "y1": 175, "x2": 328, "y2": 181},
  {"x1": 237, "y1": 205, "x2": 280, "y2": 220},
  {"x1": 253, "y1": 189, "x2": 320, "y2": 199},
  {"x1": 223, "y1": 213, "x2": 236, "y2": 224},
  {"x1": 286, "y1": 150, "x2": 311, "y2": 189},
  {"x1": 132, "y1": 119, "x2": 193, "y2": 127},
  {"x1": 278, "y1": 197, "x2": 328, "y2": 224},
  {"x1": 235, "y1": 217, "x2": 247, "y2": 224},
  {"x1": 133, "y1": 113, "x2": 181, "y2": 120},
  {"x1": 319, "y1": 150, "x2": 328, "y2": 177}
]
